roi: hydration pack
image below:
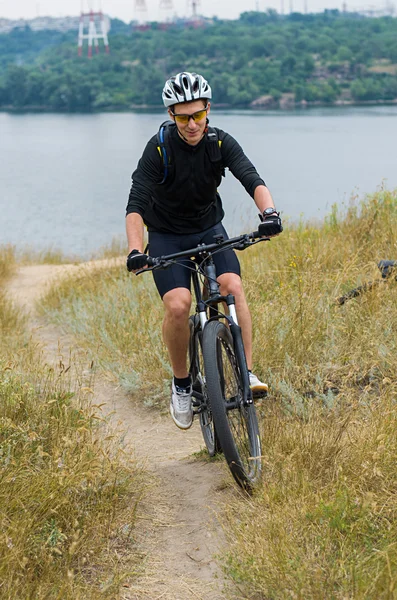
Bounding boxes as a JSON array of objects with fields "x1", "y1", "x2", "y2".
[{"x1": 156, "y1": 120, "x2": 225, "y2": 184}]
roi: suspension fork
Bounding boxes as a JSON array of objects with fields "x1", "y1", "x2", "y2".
[
  {"x1": 228, "y1": 319, "x2": 253, "y2": 406},
  {"x1": 225, "y1": 295, "x2": 252, "y2": 406}
]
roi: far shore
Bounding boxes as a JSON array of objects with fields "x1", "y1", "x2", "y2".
[{"x1": 1, "y1": 98, "x2": 397, "y2": 115}]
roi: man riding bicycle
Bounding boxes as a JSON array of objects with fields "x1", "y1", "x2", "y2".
[{"x1": 126, "y1": 72, "x2": 282, "y2": 430}]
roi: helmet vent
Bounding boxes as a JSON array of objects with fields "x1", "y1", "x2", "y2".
[{"x1": 172, "y1": 83, "x2": 183, "y2": 95}]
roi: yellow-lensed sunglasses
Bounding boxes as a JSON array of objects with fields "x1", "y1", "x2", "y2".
[{"x1": 170, "y1": 108, "x2": 208, "y2": 124}]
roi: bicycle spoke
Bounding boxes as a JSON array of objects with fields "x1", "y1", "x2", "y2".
[
  {"x1": 189, "y1": 316, "x2": 220, "y2": 457},
  {"x1": 219, "y1": 339, "x2": 256, "y2": 478},
  {"x1": 202, "y1": 320, "x2": 262, "y2": 490}
]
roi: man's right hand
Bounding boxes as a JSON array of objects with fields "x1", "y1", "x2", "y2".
[{"x1": 126, "y1": 249, "x2": 149, "y2": 272}]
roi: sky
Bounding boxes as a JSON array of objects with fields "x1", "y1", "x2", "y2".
[{"x1": 0, "y1": 0, "x2": 394, "y2": 22}]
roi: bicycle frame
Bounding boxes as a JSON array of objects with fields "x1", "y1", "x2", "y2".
[{"x1": 190, "y1": 253, "x2": 253, "y2": 407}]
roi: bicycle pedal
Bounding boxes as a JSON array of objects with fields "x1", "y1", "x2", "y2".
[{"x1": 252, "y1": 390, "x2": 268, "y2": 400}]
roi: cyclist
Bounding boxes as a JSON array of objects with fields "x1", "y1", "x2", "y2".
[{"x1": 126, "y1": 71, "x2": 282, "y2": 430}]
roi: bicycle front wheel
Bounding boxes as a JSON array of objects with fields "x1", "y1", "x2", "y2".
[{"x1": 202, "y1": 320, "x2": 262, "y2": 490}]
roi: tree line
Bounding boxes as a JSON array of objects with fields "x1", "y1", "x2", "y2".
[{"x1": 0, "y1": 10, "x2": 397, "y2": 111}]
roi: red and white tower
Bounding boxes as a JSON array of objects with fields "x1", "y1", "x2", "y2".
[
  {"x1": 187, "y1": 0, "x2": 204, "y2": 27},
  {"x1": 78, "y1": 1, "x2": 110, "y2": 57},
  {"x1": 188, "y1": 0, "x2": 200, "y2": 18}
]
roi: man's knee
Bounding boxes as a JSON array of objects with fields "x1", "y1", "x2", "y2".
[
  {"x1": 163, "y1": 288, "x2": 192, "y2": 320},
  {"x1": 218, "y1": 273, "x2": 244, "y2": 298}
]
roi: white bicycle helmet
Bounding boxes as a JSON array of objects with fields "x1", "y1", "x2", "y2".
[{"x1": 162, "y1": 72, "x2": 212, "y2": 107}]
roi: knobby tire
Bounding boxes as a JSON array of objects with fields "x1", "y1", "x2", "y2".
[
  {"x1": 202, "y1": 320, "x2": 262, "y2": 491},
  {"x1": 189, "y1": 316, "x2": 220, "y2": 457}
]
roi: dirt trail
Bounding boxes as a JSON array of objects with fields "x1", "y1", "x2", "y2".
[{"x1": 7, "y1": 261, "x2": 240, "y2": 600}]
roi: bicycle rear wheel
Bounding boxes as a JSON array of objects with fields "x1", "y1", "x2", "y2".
[
  {"x1": 189, "y1": 316, "x2": 220, "y2": 457},
  {"x1": 202, "y1": 320, "x2": 262, "y2": 490}
]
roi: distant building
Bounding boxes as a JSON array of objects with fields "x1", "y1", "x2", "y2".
[{"x1": 0, "y1": 15, "x2": 112, "y2": 35}]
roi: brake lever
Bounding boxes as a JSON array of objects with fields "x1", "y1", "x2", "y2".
[
  {"x1": 229, "y1": 234, "x2": 250, "y2": 251},
  {"x1": 135, "y1": 265, "x2": 157, "y2": 276},
  {"x1": 234, "y1": 235, "x2": 269, "y2": 251},
  {"x1": 135, "y1": 259, "x2": 175, "y2": 276},
  {"x1": 235, "y1": 241, "x2": 249, "y2": 251}
]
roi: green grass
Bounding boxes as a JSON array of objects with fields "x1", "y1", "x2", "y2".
[
  {"x1": 39, "y1": 188, "x2": 397, "y2": 597},
  {"x1": 190, "y1": 447, "x2": 224, "y2": 462}
]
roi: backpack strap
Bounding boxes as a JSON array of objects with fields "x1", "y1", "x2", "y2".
[
  {"x1": 156, "y1": 120, "x2": 175, "y2": 184},
  {"x1": 206, "y1": 127, "x2": 225, "y2": 178}
]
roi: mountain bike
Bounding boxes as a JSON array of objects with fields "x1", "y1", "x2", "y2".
[
  {"x1": 337, "y1": 260, "x2": 397, "y2": 305},
  {"x1": 137, "y1": 228, "x2": 270, "y2": 491}
]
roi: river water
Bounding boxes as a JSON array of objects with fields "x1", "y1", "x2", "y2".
[{"x1": 1, "y1": 106, "x2": 397, "y2": 258}]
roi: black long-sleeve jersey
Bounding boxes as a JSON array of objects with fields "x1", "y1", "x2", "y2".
[{"x1": 126, "y1": 124, "x2": 266, "y2": 234}]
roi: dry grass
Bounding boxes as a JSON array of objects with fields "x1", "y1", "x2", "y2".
[
  {"x1": 223, "y1": 387, "x2": 397, "y2": 598},
  {"x1": 90, "y1": 235, "x2": 128, "y2": 260},
  {"x1": 17, "y1": 247, "x2": 73, "y2": 265},
  {"x1": 0, "y1": 237, "x2": 127, "y2": 267},
  {"x1": 0, "y1": 245, "x2": 17, "y2": 282},
  {"x1": 0, "y1": 245, "x2": 26, "y2": 352},
  {"x1": 40, "y1": 262, "x2": 169, "y2": 406},
  {"x1": 222, "y1": 188, "x2": 397, "y2": 598},
  {"x1": 0, "y1": 247, "x2": 147, "y2": 599},
  {"x1": 39, "y1": 188, "x2": 397, "y2": 597},
  {"x1": 245, "y1": 188, "x2": 397, "y2": 403},
  {"x1": 0, "y1": 361, "x2": 146, "y2": 599},
  {"x1": 0, "y1": 242, "x2": 78, "y2": 266}
]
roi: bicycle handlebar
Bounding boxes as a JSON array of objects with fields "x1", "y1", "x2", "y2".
[{"x1": 145, "y1": 229, "x2": 266, "y2": 269}]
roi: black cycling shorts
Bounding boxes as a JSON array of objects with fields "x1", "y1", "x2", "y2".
[{"x1": 148, "y1": 222, "x2": 241, "y2": 299}]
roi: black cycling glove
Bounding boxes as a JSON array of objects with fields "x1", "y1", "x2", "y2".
[
  {"x1": 126, "y1": 249, "x2": 149, "y2": 272},
  {"x1": 258, "y1": 213, "x2": 283, "y2": 237}
]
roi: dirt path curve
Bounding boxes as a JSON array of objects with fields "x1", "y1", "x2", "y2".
[{"x1": 7, "y1": 261, "x2": 241, "y2": 600}]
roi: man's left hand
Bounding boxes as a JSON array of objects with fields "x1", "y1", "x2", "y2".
[{"x1": 258, "y1": 214, "x2": 283, "y2": 237}]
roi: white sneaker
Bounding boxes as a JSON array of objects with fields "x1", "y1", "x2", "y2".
[
  {"x1": 249, "y1": 372, "x2": 268, "y2": 397},
  {"x1": 170, "y1": 380, "x2": 193, "y2": 430}
]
